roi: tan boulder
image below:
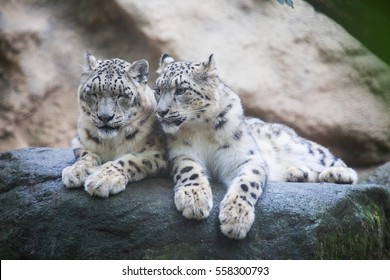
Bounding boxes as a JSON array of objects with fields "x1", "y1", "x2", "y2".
[
  {"x1": 117, "y1": 0, "x2": 390, "y2": 166},
  {"x1": 1, "y1": 0, "x2": 389, "y2": 167},
  {"x1": 0, "y1": 0, "x2": 158, "y2": 151}
]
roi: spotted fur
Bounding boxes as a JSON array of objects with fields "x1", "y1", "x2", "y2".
[
  {"x1": 154, "y1": 54, "x2": 357, "y2": 239},
  {"x1": 62, "y1": 52, "x2": 167, "y2": 197}
]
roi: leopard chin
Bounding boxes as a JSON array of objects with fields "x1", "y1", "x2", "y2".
[{"x1": 161, "y1": 123, "x2": 181, "y2": 134}]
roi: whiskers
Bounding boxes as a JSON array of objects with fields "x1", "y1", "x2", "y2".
[{"x1": 182, "y1": 105, "x2": 210, "y2": 119}]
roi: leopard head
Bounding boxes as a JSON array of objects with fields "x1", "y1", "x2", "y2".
[
  {"x1": 154, "y1": 54, "x2": 219, "y2": 134},
  {"x1": 78, "y1": 52, "x2": 149, "y2": 138}
]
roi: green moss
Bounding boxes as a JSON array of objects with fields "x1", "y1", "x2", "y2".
[
  {"x1": 143, "y1": 243, "x2": 198, "y2": 260},
  {"x1": 317, "y1": 193, "x2": 390, "y2": 259}
]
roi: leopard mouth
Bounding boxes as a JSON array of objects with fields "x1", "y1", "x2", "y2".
[
  {"x1": 163, "y1": 117, "x2": 186, "y2": 127},
  {"x1": 98, "y1": 125, "x2": 120, "y2": 134}
]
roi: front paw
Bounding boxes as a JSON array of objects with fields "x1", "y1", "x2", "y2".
[
  {"x1": 219, "y1": 194, "x2": 255, "y2": 239},
  {"x1": 175, "y1": 184, "x2": 213, "y2": 220},
  {"x1": 62, "y1": 162, "x2": 95, "y2": 188},
  {"x1": 85, "y1": 164, "x2": 128, "y2": 198}
]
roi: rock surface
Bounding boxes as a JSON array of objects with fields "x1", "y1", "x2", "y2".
[
  {"x1": 1, "y1": 0, "x2": 390, "y2": 167},
  {"x1": 359, "y1": 161, "x2": 390, "y2": 187},
  {"x1": 0, "y1": 148, "x2": 389, "y2": 259}
]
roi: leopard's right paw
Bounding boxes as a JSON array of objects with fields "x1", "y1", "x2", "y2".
[
  {"x1": 319, "y1": 167, "x2": 357, "y2": 184},
  {"x1": 174, "y1": 184, "x2": 213, "y2": 220},
  {"x1": 62, "y1": 162, "x2": 95, "y2": 188}
]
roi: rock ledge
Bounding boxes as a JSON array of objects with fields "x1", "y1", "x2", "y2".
[{"x1": 0, "y1": 148, "x2": 389, "y2": 259}]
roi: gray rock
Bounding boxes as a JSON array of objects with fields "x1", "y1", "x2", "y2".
[
  {"x1": 359, "y1": 162, "x2": 390, "y2": 187},
  {"x1": 0, "y1": 148, "x2": 389, "y2": 259}
]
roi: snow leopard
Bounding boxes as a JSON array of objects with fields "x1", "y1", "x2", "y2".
[
  {"x1": 154, "y1": 54, "x2": 357, "y2": 239},
  {"x1": 62, "y1": 52, "x2": 167, "y2": 197}
]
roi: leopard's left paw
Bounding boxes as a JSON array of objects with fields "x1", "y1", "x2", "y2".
[
  {"x1": 319, "y1": 167, "x2": 357, "y2": 184},
  {"x1": 85, "y1": 163, "x2": 128, "y2": 198},
  {"x1": 219, "y1": 194, "x2": 255, "y2": 239}
]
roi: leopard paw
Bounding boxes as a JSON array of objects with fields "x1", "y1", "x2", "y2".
[
  {"x1": 62, "y1": 161, "x2": 95, "y2": 188},
  {"x1": 84, "y1": 163, "x2": 128, "y2": 198},
  {"x1": 174, "y1": 184, "x2": 213, "y2": 220},
  {"x1": 219, "y1": 194, "x2": 255, "y2": 239},
  {"x1": 319, "y1": 167, "x2": 357, "y2": 184},
  {"x1": 286, "y1": 166, "x2": 312, "y2": 182}
]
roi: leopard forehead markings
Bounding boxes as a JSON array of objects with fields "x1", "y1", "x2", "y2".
[
  {"x1": 157, "y1": 61, "x2": 204, "y2": 88},
  {"x1": 84, "y1": 59, "x2": 133, "y2": 96}
]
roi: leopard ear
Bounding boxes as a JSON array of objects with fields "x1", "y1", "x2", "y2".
[
  {"x1": 81, "y1": 51, "x2": 99, "y2": 84},
  {"x1": 157, "y1": 53, "x2": 175, "y2": 74},
  {"x1": 128, "y1": 59, "x2": 149, "y2": 84},
  {"x1": 83, "y1": 51, "x2": 98, "y2": 72},
  {"x1": 195, "y1": 54, "x2": 217, "y2": 79},
  {"x1": 201, "y1": 54, "x2": 217, "y2": 73}
]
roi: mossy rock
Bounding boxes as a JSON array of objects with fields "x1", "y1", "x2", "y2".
[{"x1": 317, "y1": 190, "x2": 390, "y2": 259}]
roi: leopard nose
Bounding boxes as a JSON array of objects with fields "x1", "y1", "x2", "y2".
[
  {"x1": 156, "y1": 109, "x2": 169, "y2": 119},
  {"x1": 98, "y1": 113, "x2": 115, "y2": 124}
]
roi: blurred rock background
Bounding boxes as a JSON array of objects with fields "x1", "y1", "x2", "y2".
[{"x1": 1, "y1": 0, "x2": 390, "y2": 169}]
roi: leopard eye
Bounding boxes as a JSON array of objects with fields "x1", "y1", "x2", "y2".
[
  {"x1": 84, "y1": 84, "x2": 91, "y2": 93},
  {"x1": 88, "y1": 93, "x2": 98, "y2": 101},
  {"x1": 175, "y1": 88, "x2": 187, "y2": 95},
  {"x1": 117, "y1": 94, "x2": 128, "y2": 100}
]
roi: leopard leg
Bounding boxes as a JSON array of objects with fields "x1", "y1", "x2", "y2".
[
  {"x1": 219, "y1": 159, "x2": 267, "y2": 239},
  {"x1": 171, "y1": 156, "x2": 213, "y2": 220},
  {"x1": 285, "y1": 142, "x2": 358, "y2": 184},
  {"x1": 84, "y1": 150, "x2": 167, "y2": 198}
]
